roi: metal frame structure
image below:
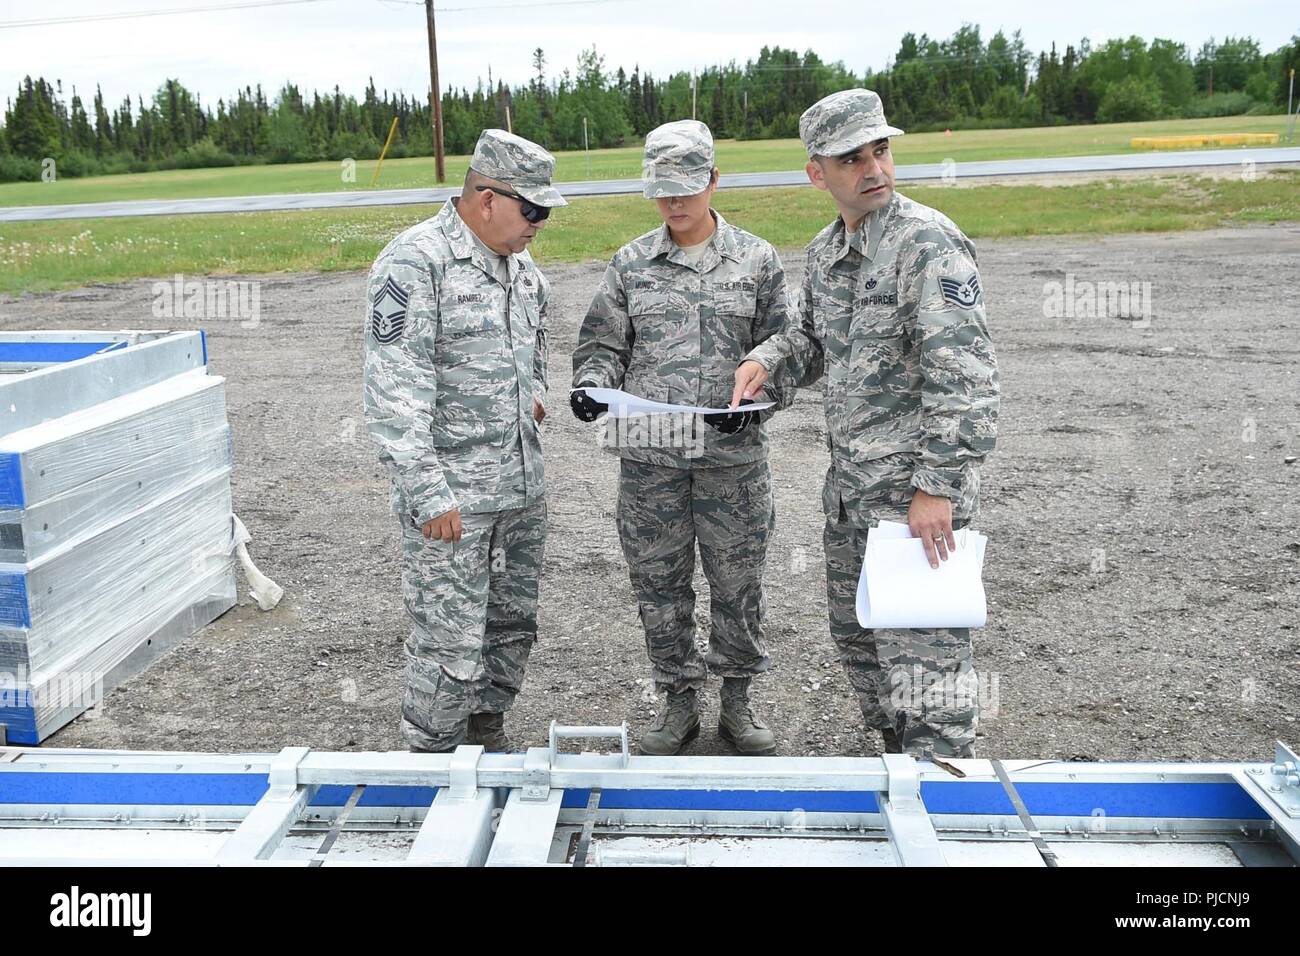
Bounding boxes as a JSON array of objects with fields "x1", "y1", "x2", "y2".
[
  {"x1": 1, "y1": 727, "x2": 1295, "y2": 866},
  {"x1": 0, "y1": 330, "x2": 231, "y2": 745},
  {"x1": 0, "y1": 331, "x2": 207, "y2": 436}
]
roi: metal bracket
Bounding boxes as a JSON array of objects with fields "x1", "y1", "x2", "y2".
[
  {"x1": 1246, "y1": 742, "x2": 1300, "y2": 819},
  {"x1": 218, "y1": 750, "x2": 316, "y2": 862},
  {"x1": 878, "y1": 753, "x2": 948, "y2": 867},
  {"x1": 882, "y1": 752, "x2": 919, "y2": 806},
  {"x1": 548, "y1": 722, "x2": 629, "y2": 768},
  {"x1": 1270, "y1": 741, "x2": 1300, "y2": 790},
  {"x1": 447, "y1": 745, "x2": 485, "y2": 801},
  {"x1": 267, "y1": 746, "x2": 310, "y2": 791},
  {"x1": 521, "y1": 747, "x2": 552, "y2": 802}
]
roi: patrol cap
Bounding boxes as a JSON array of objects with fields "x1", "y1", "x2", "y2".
[
  {"x1": 641, "y1": 120, "x2": 716, "y2": 199},
  {"x1": 469, "y1": 128, "x2": 568, "y2": 207},
  {"x1": 799, "y1": 89, "x2": 904, "y2": 159}
]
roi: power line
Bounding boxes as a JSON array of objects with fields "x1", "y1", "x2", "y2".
[
  {"x1": 0, "y1": 0, "x2": 333, "y2": 30},
  {"x1": 380, "y1": 0, "x2": 635, "y2": 9}
]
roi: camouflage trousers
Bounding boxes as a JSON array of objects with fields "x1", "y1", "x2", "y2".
[
  {"x1": 398, "y1": 497, "x2": 547, "y2": 752},
  {"x1": 823, "y1": 510, "x2": 977, "y2": 759},
  {"x1": 616, "y1": 458, "x2": 775, "y2": 694}
]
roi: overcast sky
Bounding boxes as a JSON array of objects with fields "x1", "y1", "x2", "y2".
[{"x1": 2, "y1": 0, "x2": 1296, "y2": 112}]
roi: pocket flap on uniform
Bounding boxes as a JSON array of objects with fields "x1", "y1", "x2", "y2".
[
  {"x1": 518, "y1": 292, "x2": 541, "y2": 328},
  {"x1": 627, "y1": 290, "x2": 664, "y2": 317},
  {"x1": 713, "y1": 288, "x2": 757, "y2": 317},
  {"x1": 441, "y1": 314, "x2": 496, "y2": 338},
  {"x1": 430, "y1": 404, "x2": 507, "y2": 448},
  {"x1": 621, "y1": 376, "x2": 670, "y2": 404}
]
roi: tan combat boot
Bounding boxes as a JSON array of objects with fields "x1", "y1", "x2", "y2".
[
  {"x1": 718, "y1": 677, "x2": 777, "y2": 756},
  {"x1": 467, "y1": 712, "x2": 514, "y2": 753},
  {"x1": 639, "y1": 688, "x2": 701, "y2": 755}
]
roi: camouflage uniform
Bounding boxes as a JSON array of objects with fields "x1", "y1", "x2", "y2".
[
  {"x1": 572, "y1": 120, "x2": 794, "y2": 695},
  {"x1": 364, "y1": 130, "x2": 565, "y2": 751},
  {"x1": 746, "y1": 91, "x2": 999, "y2": 758}
]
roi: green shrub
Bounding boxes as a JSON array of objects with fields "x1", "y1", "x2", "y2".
[
  {"x1": 50, "y1": 149, "x2": 103, "y2": 178},
  {"x1": 328, "y1": 130, "x2": 380, "y2": 161},
  {"x1": 1181, "y1": 92, "x2": 1256, "y2": 118},
  {"x1": 0, "y1": 153, "x2": 42, "y2": 182},
  {"x1": 174, "y1": 139, "x2": 238, "y2": 168},
  {"x1": 1096, "y1": 76, "x2": 1166, "y2": 123}
]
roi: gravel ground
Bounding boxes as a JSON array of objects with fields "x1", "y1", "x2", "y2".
[{"x1": 4, "y1": 221, "x2": 1298, "y2": 761}]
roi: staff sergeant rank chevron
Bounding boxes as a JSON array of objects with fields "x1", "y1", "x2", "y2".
[{"x1": 939, "y1": 272, "x2": 983, "y2": 309}]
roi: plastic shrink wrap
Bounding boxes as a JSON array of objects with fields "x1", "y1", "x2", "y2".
[{"x1": 0, "y1": 332, "x2": 240, "y2": 744}]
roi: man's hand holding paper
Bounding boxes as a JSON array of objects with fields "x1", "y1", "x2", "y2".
[{"x1": 855, "y1": 520, "x2": 988, "y2": 630}]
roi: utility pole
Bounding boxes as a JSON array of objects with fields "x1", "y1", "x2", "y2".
[
  {"x1": 1288, "y1": 69, "x2": 1296, "y2": 144},
  {"x1": 424, "y1": 0, "x2": 445, "y2": 183},
  {"x1": 691, "y1": 71, "x2": 697, "y2": 120},
  {"x1": 1208, "y1": 64, "x2": 1213, "y2": 97}
]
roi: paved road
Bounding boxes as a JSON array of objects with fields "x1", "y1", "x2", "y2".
[{"x1": 3, "y1": 147, "x2": 1297, "y2": 223}]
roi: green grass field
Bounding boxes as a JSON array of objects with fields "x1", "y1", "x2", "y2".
[
  {"x1": 2, "y1": 170, "x2": 1295, "y2": 295},
  {"x1": 0, "y1": 113, "x2": 1292, "y2": 209}
]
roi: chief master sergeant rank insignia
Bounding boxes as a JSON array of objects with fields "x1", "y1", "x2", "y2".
[{"x1": 370, "y1": 275, "x2": 409, "y2": 344}]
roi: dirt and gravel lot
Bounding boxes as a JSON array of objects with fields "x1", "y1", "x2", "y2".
[{"x1": 3, "y1": 221, "x2": 1298, "y2": 761}]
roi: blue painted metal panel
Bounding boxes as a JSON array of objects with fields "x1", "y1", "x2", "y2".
[
  {"x1": 0, "y1": 771, "x2": 270, "y2": 806},
  {"x1": 0, "y1": 771, "x2": 1269, "y2": 822},
  {"x1": 0, "y1": 454, "x2": 24, "y2": 509},
  {"x1": 0, "y1": 569, "x2": 31, "y2": 628},
  {"x1": 0, "y1": 771, "x2": 441, "y2": 809},
  {"x1": 0, "y1": 342, "x2": 117, "y2": 364},
  {"x1": 308, "y1": 785, "x2": 439, "y2": 808},
  {"x1": 560, "y1": 788, "x2": 879, "y2": 813},
  {"x1": 919, "y1": 780, "x2": 1268, "y2": 820},
  {"x1": 559, "y1": 782, "x2": 1269, "y2": 820},
  {"x1": 0, "y1": 703, "x2": 38, "y2": 744}
]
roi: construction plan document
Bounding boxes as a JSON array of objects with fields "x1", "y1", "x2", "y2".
[
  {"x1": 571, "y1": 386, "x2": 775, "y2": 417},
  {"x1": 856, "y1": 520, "x2": 988, "y2": 629}
]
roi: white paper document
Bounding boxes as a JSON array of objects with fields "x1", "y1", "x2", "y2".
[
  {"x1": 855, "y1": 520, "x2": 988, "y2": 629},
  {"x1": 571, "y1": 386, "x2": 774, "y2": 417}
]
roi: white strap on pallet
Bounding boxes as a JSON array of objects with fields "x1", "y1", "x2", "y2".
[{"x1": 231, "y1": 513, "x2": 283, "y2": 610}]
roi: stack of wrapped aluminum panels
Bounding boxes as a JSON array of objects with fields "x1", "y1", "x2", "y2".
[{"x1": 0, "y1": 331, "x2": 237, "y2": 744}]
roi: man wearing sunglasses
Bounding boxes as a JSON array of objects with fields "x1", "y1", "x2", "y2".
[{"x1": 364, "y1": 128, "x2": 567, "y2": 753}]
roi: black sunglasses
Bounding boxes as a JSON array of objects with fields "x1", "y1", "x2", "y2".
[{"x1": 475, "y1": 185, "x2": 550, "y2": 223}]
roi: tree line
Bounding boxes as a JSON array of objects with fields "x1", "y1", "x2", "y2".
[{"x1": 3, "y1": 27, "x2": 1297, "y2": 182}]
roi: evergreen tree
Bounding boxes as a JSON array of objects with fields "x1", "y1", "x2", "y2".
[
  {"x1": 93, "y1": 85, "x2": 113, "y2": 155},
  {"x1": 69, "y1": 88, "x2": 95, "y2": 153},
  {"x1": 1, "y1": 28, "x2": 1292, "y2": 182},
  {"x1": 5, "y1": 77, "x2": 62, "y2": 158}
]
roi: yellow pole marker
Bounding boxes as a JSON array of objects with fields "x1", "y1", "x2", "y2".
[{"x1": 370, "y1": 116, "x2": 400, "y2": 188}]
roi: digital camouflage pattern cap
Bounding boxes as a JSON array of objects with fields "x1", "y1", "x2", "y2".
[
  {"x1": 641, "y1": 120, "x2": 715, "y2": 198},
  {"x1": 799, "y1": 89, "x2": 905, "y2": 159},
  {"x1": 470, "y1": 128, "x2": 568, "y2": 207}
]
